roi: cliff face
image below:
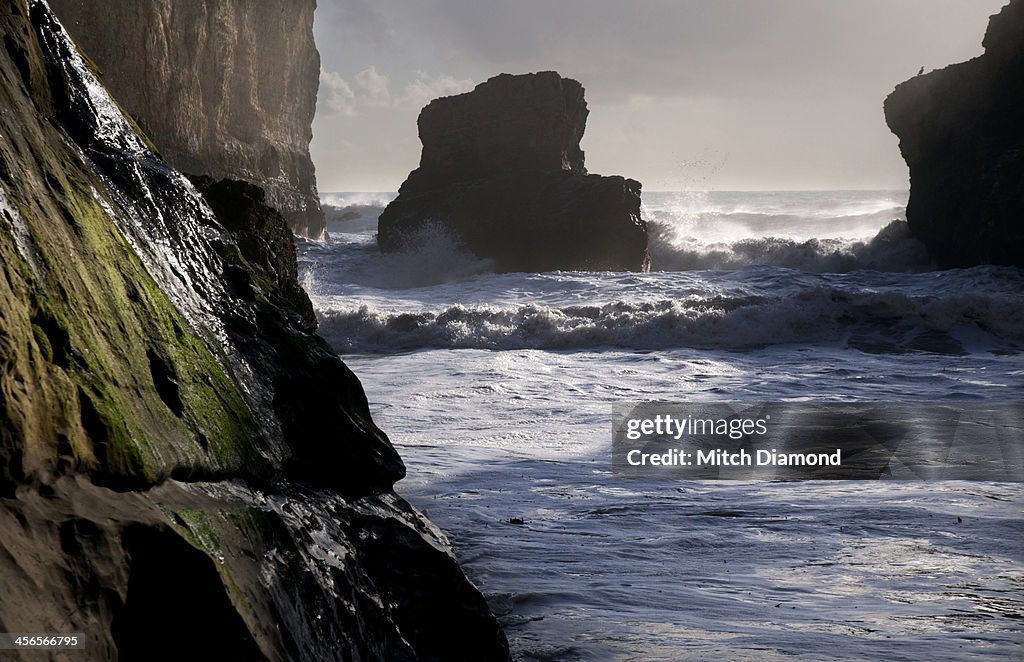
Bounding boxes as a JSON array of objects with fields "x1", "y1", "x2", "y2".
[
  {"x1": 0, "y1": 1, "x2": 508, "y2": 658},
  {"x1": 884, "y1": 0, "x2": 1023, "y2": 267},
  {"x1": 379, "y1": 72, "x2": 650, "y2": 272},
  {"x1": 49, "y1": 0, "x2": 327, "y2": 239}
]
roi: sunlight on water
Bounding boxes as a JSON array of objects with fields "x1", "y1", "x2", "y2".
[{"x1": 305, "y1": 190, "x2": 1024, "y2": 660}]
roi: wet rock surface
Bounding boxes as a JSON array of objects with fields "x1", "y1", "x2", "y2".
[
  {"x1": 188, "y1": 175, "x2": 317, "y2": 334},
  {"x1": 0, "y1": 477, "x2": 510, "y2": 661},
  {"x1": 0, "y1": 2, "x2": 509, "y2": 659},
  {"x1": 49, "y1": 0, "x2": 326, "y2": 238}
]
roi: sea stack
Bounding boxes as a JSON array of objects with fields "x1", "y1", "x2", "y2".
[
  {"x1": 378, "y1": 72, "x2": 651, "y2": 272},
  {"x1": 49, "y1": 0, "x2": 327, "y2": 239},
  {"x1": 884, "y1": 0, "x2": 1023, "y2": 268}
]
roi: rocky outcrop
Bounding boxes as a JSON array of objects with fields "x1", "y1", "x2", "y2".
[
  {"x1": 379, "y1": 72, "x2": 650, "y2": 272},
  {"x1": 49, "y1": 0, "x2": 327, "y2": 239},
  {"x1": 416, "y1": 72, "x2": 589, "y2": 181},
  {"x1": 884, "y1": 0, "x2": 1023, "y2": 268},
  {"x1": 0, "y1": 2, "x2": 508, "y2": 658},
  {"x1": 188, "y1": 175, "x2": 318, "y2": 333}
]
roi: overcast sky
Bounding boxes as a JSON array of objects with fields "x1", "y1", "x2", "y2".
[{"x1": 311, "y1": 0, "x2": 1006, "y2": 192}]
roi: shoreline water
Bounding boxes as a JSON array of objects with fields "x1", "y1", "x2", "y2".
[{"x1": 303, "y1": 190, "x2": 1024, "y2": 659}]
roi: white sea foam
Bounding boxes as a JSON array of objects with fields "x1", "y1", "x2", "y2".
[
  {"x1": 317, "y1": 190, "x2": 923, "y2": 274},
  {"x1": 317, "y1": 192, "x2": 395, "y2": 236},
  {"x1": 320, "y1": 191, "x2": 397, "y2": 209},
  {"x1": 300, "y1": 221, "x2": 493, "y2": 291},
  {"x1": 305, "y1": 190, "x2": 1022, "y2": 354},
  {"x1": 316, "y1": 276, "x2": 1024, "y2": 354},
  {"x1": 642, "y1": 190, "x2": 924, "y2": 272},
  {"x1": 648, "y1": 219, "x2": 933, "y2": 273},
  {"x1": 304, "y1": 189, "x2": 1024, "y2": 661}
]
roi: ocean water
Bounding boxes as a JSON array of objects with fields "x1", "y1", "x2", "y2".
[{"x1": 300, "y1": 191, "x2": 1024, "y2": 660}]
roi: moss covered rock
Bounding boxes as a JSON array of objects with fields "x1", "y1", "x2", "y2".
[{"x1": 0, "y1": 2, "x2": 509, "y2": 659}]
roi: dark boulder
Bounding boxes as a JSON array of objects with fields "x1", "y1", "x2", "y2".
[
  {"x1": 380, "y1": 171, "x2": 648, "y2": 273},
  {"x1": 379, "y1": 71, "x2": 650, "y2": 272},
  {"x1": 187, "y1": 175, "x2": 317, "y2": 333},
  {"x1": 884, "y1": 0, "x2": 1024, "y2": 268},
  {"x1": 415, "y1": 72, "x2": 588, "y2": 181}
]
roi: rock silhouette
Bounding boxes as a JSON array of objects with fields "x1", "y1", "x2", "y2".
[
  {"x1": 885, "y1": 0, "x2": 1023, "y2": 267},
  {"x1": 379, "y1": 72, "x2": 651, "y2": 272}
]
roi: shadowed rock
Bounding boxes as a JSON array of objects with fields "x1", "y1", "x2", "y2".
[
  {"x1": 188, "y1": 175, "x2": 317, "y2": 333},
  {"x1": 0, "y1": 2, "x2": 509, "y2": 658},
  {"x1": 416, "y1": 72, "x2": 588, "y2": 181},
  {"x1": 379, "y1": 72, "x2": 650, "y2": 272},
  {"x1": 884, "y1": 0, "x2": 1024, "y2": 268}
]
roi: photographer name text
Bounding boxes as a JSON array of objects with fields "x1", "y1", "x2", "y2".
[{"x1": 625, "y1": 448, "x2": 842, "y2": 467}]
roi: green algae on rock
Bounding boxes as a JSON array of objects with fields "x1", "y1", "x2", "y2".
[{"x1": 0, "y1": 2, "x2": 510, "y2": 658}]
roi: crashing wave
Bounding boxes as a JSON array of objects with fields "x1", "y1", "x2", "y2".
[
  {"x1": 649, "y1": 219, "x2": 933, "y2": 273},
  {"x1": 318, "y1": 192, "x2": 931, "y2": 275},
  {"x1": 299, "y1": 220, "x2": 494, "y2": 290},
  {"x1": 316, "y1": 276, "x2": 1024, "y2": 353}
]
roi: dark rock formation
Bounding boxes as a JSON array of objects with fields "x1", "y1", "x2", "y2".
[
  {"x1": 0, "y1": 2, "x2": 509, "y2": 659},
  {"x1": 188, "y1": 175, "x2": 317, "y2": 333},
  {"x1": 417, "y1": 72, "x2": 589, "y2": 181},
  {"x1": 884, "y1": 0, "x2": 1024, "y2": 268},
  {"x1": 49, "y1": 0, "x2": 327, "y2": 239},
  {"x1": 379, "y1": 72, "x2": 650, "y2": 272}
]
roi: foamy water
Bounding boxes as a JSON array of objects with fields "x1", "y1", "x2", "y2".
[{"x1": 301, "y1": 191, "x2": 1024, "y2": 660}]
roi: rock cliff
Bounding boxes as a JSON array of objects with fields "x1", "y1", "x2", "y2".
[
  {"x1": 379, "y1": 72, "x2": 650, "y2": 272},
  {"x1": 49, "y1": 0, "x2": 327, "y2": 239},
  {"x1": 0, "y1": 2, "x2": 508, "y2": 659},
  {"x1": 884, "y1": 0, "x2": 1023, "y2": 268}
]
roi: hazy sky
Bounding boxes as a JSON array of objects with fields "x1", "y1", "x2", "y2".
[{"x1": 311, "y1": 0, "x2": 1006, "y2": 192}]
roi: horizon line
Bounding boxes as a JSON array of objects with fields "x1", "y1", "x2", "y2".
[{"x1": 319, "y1": 187, "x2": 911, "y2": 195}]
